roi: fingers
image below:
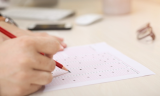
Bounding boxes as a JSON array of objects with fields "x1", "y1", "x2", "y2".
[
  {"x1": 34, "y1": 53, "x2": 56, "y2": 72},
  {"x1": 32, "y1": 33, "x2": 67, "y2": 50},
  {"x1": 31, "y1": 70, "x2": 53, "y2": 85},
  {"x1": 59, "y1": 42, "x2": 67, "y2": 51},
  {"x1": 30, "y1": 36, "x2": 60, "y2": 55},
  {"x1": 18, "y1": 36, "x2": 60, "y2": 55},
  {"x1": 32, "y1": 32, "x2": 49, "y2": 37},
  {"x1": 25, "y1": 84, "x2": 42, "y2": 96},
  {"x1": 53, "y1": 36, "x2": 67, "y2": 50}
]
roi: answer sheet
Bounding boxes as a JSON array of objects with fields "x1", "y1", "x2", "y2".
[{"x1": 43, "y1": 42, "x2": 154, "y2": 92}]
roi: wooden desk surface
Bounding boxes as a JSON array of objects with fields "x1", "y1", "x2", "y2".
[{"x1": 11, "y1": 0, "x2": 160, "y2": 96}]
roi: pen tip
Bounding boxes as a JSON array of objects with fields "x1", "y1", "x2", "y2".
[{"x1": 68, "y1": 70, "x2": 71, "y2": 73}]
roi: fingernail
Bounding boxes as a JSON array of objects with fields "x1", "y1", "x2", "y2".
[
  {"x1": 60, "y1": 45, "x2": 64, "y2": 50},
  {"x1": 62, "y1": 42, "x2": 67, "y2": 48}
]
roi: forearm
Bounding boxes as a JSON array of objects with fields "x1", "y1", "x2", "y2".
[{"x1": 0, "y1": 21, "x2": 32, "y2": 38}]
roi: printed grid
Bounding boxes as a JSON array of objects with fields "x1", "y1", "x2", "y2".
[{"x1": 46, "y1": 45, "x2": 139, "y2": 88}]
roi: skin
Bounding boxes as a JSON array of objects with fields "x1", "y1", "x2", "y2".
[
  {"x1": 0, "y1": 22, "x2": 67, "y2": 96},
  {"x1": 0, "y1": 21, "x2": 67, "y2": 51}
]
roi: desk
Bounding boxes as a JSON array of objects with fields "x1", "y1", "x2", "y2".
[{"x1": 10, "y1": 0, "x2": 160, "y2": 96}]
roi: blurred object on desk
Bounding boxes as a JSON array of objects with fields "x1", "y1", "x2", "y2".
[
  {"x1": 1, "y1": 8, "x2": 75, "y2": 20},
  {"x1": 28, "y1": 23, "x2": 72, "y2": 31},
  {"x1": 137, "y1": 23, "x2": 155, "y2": 43},
  {"x1": 9, "y1": 0, "x2": 58, "y2": 7},
  {"x1": 103, "y1": 0, "x2": 131, "y2": 15},
  {"x1": 32, "y1": 0, "x2": 58, "y2": 7},
  {"x1": 0, "y1": 0, "x2": 10, "y2": 9}
]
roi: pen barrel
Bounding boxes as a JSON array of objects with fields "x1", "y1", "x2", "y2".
[
  {"x1": 0, "y1": 26, "x2": 16, "y2": 38},
  {"x1": 56, "y1": 61, "x2": 63, "y2": 68}
]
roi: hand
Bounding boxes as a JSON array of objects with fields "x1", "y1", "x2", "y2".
[
  {"x1": 0, "y1": 22, "x2": 67, "y2": 50},
  {"x1": 31, "y1": 32, "x2": 67, "y2": 51},
  {"x1": 0, "y1": 36, "x2": 60, "y2": 96}
]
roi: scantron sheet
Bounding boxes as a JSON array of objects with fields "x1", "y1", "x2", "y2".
[{"x1": 43, "y1": 42, "x2": 154, "y2": 92}]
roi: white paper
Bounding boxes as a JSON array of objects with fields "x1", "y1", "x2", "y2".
[{"x1": 43, "y1": 42, "x2": 154, "y2": 92}]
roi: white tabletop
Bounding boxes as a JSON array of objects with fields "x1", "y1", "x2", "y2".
[{"x1": 8, "y1": 0, "x2": 160, "y2": 96}]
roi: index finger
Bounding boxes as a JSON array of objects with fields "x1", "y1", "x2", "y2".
[
  {"x1": 33, "y1": 36, "x2": 60, "y2": 56},
  {"x1": 32, "y1": 33, "x2": 67, "y2": 50},
  {"x1": 33, "y1": 53, "x2": 56, "y2": 72}
]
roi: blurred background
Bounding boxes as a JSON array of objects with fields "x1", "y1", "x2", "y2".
[
  {"x1": 5, "y1": 0, "x2": 58, "y2": 7},
  {"x1": 5, "y1": 0, "x2": 160, "y2": 7}
]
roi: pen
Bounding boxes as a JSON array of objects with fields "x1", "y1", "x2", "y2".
[{"x1": 0, "y1": 26, "x2": 70, "y2": 72}]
